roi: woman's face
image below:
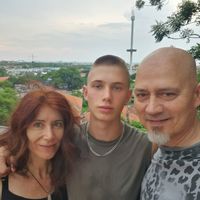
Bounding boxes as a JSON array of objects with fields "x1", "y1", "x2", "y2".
[{"x1": 26, "y1": 105, "x2": 64, "y2": 161}]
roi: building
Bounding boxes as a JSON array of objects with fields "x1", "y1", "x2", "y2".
[{"x1": 0, "y1": 76, "x2": 9, "y2": 82}]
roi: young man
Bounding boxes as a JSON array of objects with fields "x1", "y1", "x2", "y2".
[
  {"x1": 67, "y1": 55, "x2": 151, "y2": 200},
  {"x1": 0, "y1": 55, "x2": 152, "y2": 200},
  {"x1": 134, "y1": 47, "x2": 200, "y2": 200}
]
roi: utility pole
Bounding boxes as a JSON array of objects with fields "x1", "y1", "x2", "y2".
[
  {"x1": 127, "y1": 2, "x2": 137, "y2": 75},
  {"x1": 32, "y1": 54, "x2": 34, "y2": 63}
]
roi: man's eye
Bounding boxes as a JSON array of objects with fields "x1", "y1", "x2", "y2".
[
  {"x1": 135, "y1": 93, "x2": 148, "y2": 99},
  {"x1": 160, "y1": 92, "x2": 177, "y2": 100}
]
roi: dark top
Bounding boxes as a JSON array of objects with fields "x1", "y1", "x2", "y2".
[{"x1": 2, "y1": 176, "x2": 68, "y2": 200}]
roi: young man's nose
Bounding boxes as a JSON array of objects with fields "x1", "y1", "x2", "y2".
[{"x1": 103, "y1": 87, "x2": 112, "y2": 101}]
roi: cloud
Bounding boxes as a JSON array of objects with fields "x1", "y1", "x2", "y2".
[{"x1": 0, "y1": 0, "x2": 198, "y2": 62}]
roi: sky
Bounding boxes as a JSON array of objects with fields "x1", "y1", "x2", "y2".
[{"x1": 0, "y1": 0, "x2": 198, "y2": 63}]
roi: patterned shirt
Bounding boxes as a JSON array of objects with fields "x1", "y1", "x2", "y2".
[{"x1": 141, "y1": 142, "x2": 200, "y2": 200}]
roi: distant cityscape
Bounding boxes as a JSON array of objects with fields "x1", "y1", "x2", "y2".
[
  {"x1": 0, "y1": 60, "x2": 140, "y2": 129},
  {"x1": 0, "y1": 61, "x2": 91, "y2": 76}
]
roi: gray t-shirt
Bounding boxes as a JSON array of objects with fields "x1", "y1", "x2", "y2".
[
  {"x1": 67, "y1": 123, "x2": 151, "y2": 200},
  {"x1": 141, "y1": 142, "x2": 200, "y2": 200}
]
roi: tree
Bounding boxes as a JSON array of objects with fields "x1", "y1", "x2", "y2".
[
  {"x1": 0, "y1": 68, "x2": 8, "y2": 76},
  {"x1": 42, "y1": 67, "x2": 84, "y2": 90},
  {"x1": 136, "y1": 0, "x2": 200, "y2": 59},
  {"x1": 0, "y1": 86, "x2": 18, "y2": 125},
  {"x1": 189, "y1": 43, "x2": 200, "y2": 59}
]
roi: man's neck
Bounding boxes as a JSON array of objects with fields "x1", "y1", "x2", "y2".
[
  {"x1": 88, "y1": 119, "x2": 123, "y2": 141},
  {"x1": 165, "y1": 119, "x2": 200, "y2": 148}
]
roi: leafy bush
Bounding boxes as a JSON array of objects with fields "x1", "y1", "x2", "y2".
[
  {"x1": 129, "y1": 120, "x2": 147, "y2": 132},
  {"x1": 0, "y1": 86, "x2": 18, "y2": 125}
]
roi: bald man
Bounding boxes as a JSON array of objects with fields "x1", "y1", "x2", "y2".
[{"x1": 134, "y1": 47, "x2": 200, "y2": 200}]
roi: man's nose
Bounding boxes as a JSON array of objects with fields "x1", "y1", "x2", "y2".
[{"x1": 145, "y1": 96, "x2": 163, "y2": 115}]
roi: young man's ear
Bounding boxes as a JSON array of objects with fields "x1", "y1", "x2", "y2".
[{"x1": 82, "y1": 85, "x2": 88, "y2": 101}]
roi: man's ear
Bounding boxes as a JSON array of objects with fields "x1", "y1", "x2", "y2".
[
  {"x1": 194, "y1": 83, "x2": 200, "y2": 108},
  {"x1": 82, "y1": 85, "x2": 88, "y2": 101}
]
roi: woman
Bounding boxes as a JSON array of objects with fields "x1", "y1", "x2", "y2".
[{"x1": 0, "y1": 86, "x2": 78, "y2": 200}]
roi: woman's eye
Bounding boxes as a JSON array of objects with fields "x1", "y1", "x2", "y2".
[
  {"x1": 53, "y1": 121, "x2": 64, "y2": 128},
  {"x1": 32, "y1": 122, "x2": 43, "y2": 129}
]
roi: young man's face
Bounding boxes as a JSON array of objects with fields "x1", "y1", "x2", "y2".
[{"x1": 83, "y1": 65, "x2": 131, "y2": 122}]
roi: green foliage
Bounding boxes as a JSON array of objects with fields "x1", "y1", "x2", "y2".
[
  {"x1": 136, "y1": 0, "x2": 200, "y2": 60},
  {"x1": 70, "y1": 90, "x2": 83, "y2": 98},
  {"x1": 70, "y1": 89, "x2": 88, "y2": 113},
  {"x1": 136, "y1": 0, "x2": 145, "y2": 9},
  {"x1": 9, "y1": 73, "x2": 40, "y2": 85},
  {"x1": 0, "y1": 80, "x2": 13, "y2": 88},
  {"x1": 0, "y1": 68, "x2": 7, "y2": 76},
  {"x1": 129, "y1": 120, "x2": 147, "y2": 132},
  {"x1": 82, "y1": 99, "x2": 88, "y2": 113},
  {"x1": 42, "y1": 67, "x2": 84, "y2": 90},
  {"x1": 189, "y1": 43, "x2": 200, "y2": 59},
  {"x1": 197, "y1": 70, "x2": 200, "y2": 82},
  {"x1": 0, "y1": 87, "x2": 18, "y2": 125},
  {"x1": 136, "y1": 0, "x2": 164, "y2": 10}
]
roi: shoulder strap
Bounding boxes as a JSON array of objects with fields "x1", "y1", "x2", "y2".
[{"x1": 0, "y1": 179, "x2": 2, "y2": 200}]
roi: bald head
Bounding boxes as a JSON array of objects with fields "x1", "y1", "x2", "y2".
[{"x1": 137, "y1": 47, "x2": 197, "y2": 86}]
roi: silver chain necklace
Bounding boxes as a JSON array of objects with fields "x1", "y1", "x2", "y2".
[{"x1": 86, "y1": 123, "x2": 124, "y2": 157}]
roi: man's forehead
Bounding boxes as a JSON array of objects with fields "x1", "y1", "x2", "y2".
[
  {"x1": 134, "y1": 86, "x2": 179, "y2": 92},
  {"x1": 134, "y1": 74, "x2": 190, "y2": 95}
]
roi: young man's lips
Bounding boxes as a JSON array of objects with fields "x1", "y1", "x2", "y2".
[{"x1": 98, "y1": 106, "x2": 113, "y2": 112}]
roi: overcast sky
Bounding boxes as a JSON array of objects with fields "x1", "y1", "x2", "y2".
[{"x1": 0, "y1": 0, "x2": 198, "y2": 63}]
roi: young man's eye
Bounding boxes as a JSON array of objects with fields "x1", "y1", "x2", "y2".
[
  {"x1": 113, "y1": 86, "x2": 122, "y2": 91},
  {"x1": 93, "y1": 84, "x2": 102, "y2": 89}
]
